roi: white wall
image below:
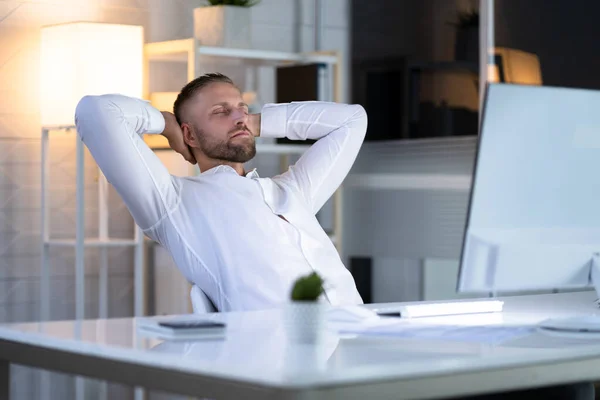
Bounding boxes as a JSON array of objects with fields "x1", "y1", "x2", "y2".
[{"x1": 0, "y1": 0, "x2": 350, "y2": 399}]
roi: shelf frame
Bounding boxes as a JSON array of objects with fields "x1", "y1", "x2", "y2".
[{"x1": 40, "y1": 126, "x2": 145, "y2": 325}]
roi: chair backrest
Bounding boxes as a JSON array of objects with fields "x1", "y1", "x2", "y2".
[{"x1": 190, "y1": 285, "x2": 217, "y2": 313}]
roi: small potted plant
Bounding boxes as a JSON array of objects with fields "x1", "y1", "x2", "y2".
[
  {"x1": 284, "y1": 272, "x2": 328, "y2": 344},
  {"x1": 449, "y1": 9, "x2": 479, "y2": 65},
  {"x1": 194, "y1": 0, "x2": 261, "y2": 49}
]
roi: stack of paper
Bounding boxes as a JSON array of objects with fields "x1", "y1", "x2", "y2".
[{"x1": 336, "y1": 322, "x2": 534, "y2": 345}]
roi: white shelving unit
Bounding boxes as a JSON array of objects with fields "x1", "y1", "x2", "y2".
[
  {"x1": 143, "y1": 38, "x2": 340, "y2": 91},
  {"x1": 40, "y1": 126, "x2": 146, "y2": 324},
  {"x1": 143, "y1": 38, "x2": 345, "y2": 252}
]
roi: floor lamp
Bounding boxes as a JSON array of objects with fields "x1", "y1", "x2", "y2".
[{"x1": 40, "y1": 21, "x2": 144, "y2": 400}]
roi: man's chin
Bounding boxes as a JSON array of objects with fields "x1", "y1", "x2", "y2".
[
  {"x1": 229, "y1": 145, "x2": 256, "y2": 164},
  {"x1": 239, "y1": 151, "x2": 257, "y2": 164}
]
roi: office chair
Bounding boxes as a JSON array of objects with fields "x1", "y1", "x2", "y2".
[
  {"x1": 190, "y1": 284, "x2": 217, "y2": 313},
  {"x1": 151, "y1": 241, "x2": 217, "y2": 313}
]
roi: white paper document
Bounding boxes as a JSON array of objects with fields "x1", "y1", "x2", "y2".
[{"x1": 338, "y1": 322, "x2": 535, "y2": 345}]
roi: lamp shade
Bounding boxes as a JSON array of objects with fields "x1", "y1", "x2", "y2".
[{"x1": 40, "y1": 22, "x2": 144, "y2": 127}]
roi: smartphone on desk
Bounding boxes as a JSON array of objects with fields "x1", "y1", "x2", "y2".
[
  {"x1": 158, "y1": 320, "x2": 225, "y2": 330},
  {"x1": 137, "y1": 318, "x2": 226, "y2": 339}
]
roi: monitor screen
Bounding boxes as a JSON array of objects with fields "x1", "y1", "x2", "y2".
[{"x1": 458, "y1": 83, "x2": 600, "y2": 294}]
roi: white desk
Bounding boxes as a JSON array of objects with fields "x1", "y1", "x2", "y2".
[{"x1": 2, "y1": 291, "x2": 600, "y2": 400}]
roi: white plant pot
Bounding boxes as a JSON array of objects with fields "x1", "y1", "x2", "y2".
[
  {"x1": 193, "y1": 5, "x2": 252, "y2": 49},
  {"x1": 284, "y1": 302, "x2": 327, "y2": 344}
]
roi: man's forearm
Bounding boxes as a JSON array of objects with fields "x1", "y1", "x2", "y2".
[
  {"x1": 259, "y1": 101, "x2": 366, "y2": 141},
  {"x1": 266, "y1": 101, "x2": 368, "y2": 213}
]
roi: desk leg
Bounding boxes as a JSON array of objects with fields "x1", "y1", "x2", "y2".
[{"x1": 0, "y1": 360, "x2": 9, "y2": 400}]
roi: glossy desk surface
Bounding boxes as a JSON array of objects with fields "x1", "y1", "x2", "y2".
[{"x1": 2, "y1": 291, "x2": 600, "y2": 399}]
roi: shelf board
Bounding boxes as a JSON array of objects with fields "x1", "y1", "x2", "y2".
[
  {"x1": 42, "y1": 125, "x2": 76, "y2": 132},
  {"x1": 408, "y1": 60, "x2": 479, "y2": 74},
  {"x1": 45, "y1": 239, "x2": 139, "y2": 247},
  {"x1": 144, "y1": 38, "x2": 192, "y2": 61},
  {"x1": 197, "y1": 47, "x2": 337, "y2": 64},
  {"x1": 144, "y1": 38, "x2": 337, "y2": 65},
  {"x1": 343, "y1": 173, "x2": 472, "y2": 191}
]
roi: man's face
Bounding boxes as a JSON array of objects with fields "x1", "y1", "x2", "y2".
[{"x1": 186, "y1": 82, "x2": 256, "y2": 163}]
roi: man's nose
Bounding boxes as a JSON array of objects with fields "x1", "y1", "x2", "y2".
[{"x1": 231, "y1": 109, "x2": 248, "y2": 124}]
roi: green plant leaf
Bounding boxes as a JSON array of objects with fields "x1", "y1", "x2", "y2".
[
  {"x1": 448, "y1": 9, "x2": 479, "y2": 28},
  {"x1": 291, "y1": 272, "x2": 324, "y2": 301}
]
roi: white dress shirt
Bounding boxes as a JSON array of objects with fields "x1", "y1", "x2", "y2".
[{"x1": 74, "y1": 95, "x2": 367, "y2": 311}]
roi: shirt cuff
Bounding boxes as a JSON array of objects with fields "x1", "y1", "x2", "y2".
[
  {"x1": 144, "y1": 101, "x2": 166, "y2": 134},
  {"x1": 259, "y1": 103, "x2": 287, "y2": 139}
]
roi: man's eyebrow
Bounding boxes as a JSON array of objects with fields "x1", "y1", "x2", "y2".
[{"x1": 211, "y1": 102, "x2": 249, "y2": 108}]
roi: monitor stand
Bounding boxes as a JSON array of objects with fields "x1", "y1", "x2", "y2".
[{"x1": 537, "y1": 253, "x2": 600, "y2": 338}]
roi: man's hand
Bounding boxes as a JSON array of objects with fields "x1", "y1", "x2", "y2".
[
  {"x1": 161, "y1": 111, "x2": 196, "y2": 164},
  {"x1": 248, "y1": 113, "x2": 261, "y2": 137}
]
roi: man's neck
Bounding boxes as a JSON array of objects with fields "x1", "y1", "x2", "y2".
[{"x1": 198, "y1": 158, "x2": 245, "y2": 176}]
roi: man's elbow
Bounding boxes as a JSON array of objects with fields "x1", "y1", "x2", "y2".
[
  {"x1": 352, "y1": 104, "x2": 367, "y2": 120},
  {"x1": 75, "y1": 95, "x2": 103, "y2": 126},
  {"x1": 75, "y1": 93, "x2": 117, "y2": 116},
  {"x1": 74, "y1": 95, "x2": 119, "y2": 134},
  {"x1": 350, "y1": 104, "x2": 368, "y2": 134}
]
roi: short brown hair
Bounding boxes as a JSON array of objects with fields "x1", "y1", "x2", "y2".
[{"x1": 173, "y1": 73, "x2": 235, "y2": 125}]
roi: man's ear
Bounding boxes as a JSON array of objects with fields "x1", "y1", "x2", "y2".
[{"x1": 182, "y1": 123, "x2": 199, "y2": 148}]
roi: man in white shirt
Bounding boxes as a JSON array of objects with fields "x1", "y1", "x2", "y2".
[{"x1": 74, "y1": 72, "x2": 366, "y2": 312}]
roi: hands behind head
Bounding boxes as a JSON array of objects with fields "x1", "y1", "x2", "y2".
[{"x1": 161, "y1": 111, "x2": 197, "y2": 165}]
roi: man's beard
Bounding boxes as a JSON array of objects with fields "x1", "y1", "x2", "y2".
[{"x1": 193, "y1": 124, "x2": 257, "y2": 163}]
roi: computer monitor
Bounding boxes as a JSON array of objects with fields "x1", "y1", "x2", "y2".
[{"x1": 458, "y1": 83, "x2": 600, "y2": 295}]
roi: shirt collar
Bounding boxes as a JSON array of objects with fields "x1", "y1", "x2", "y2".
[
  {"x1": 245, "y1": 168, "x2": 260, "y2": 179},
  {"x1": 200, "y1": 165, "x2": 260, "y2": 179}
]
